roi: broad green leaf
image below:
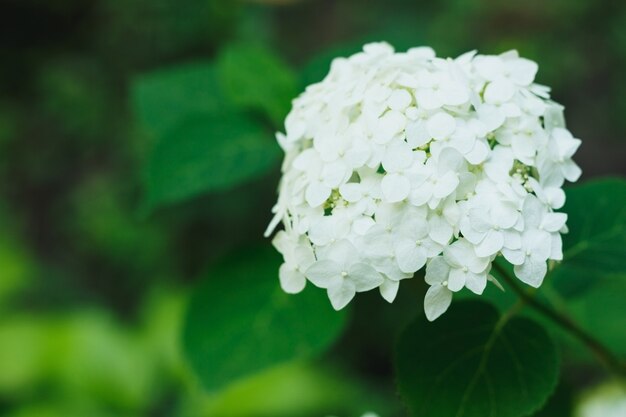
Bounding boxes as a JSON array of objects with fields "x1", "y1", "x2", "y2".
[
  {"x1": 531, "y1": 380, "x2": 574, "y2": 417},
  {"x1": 395, "y1": 301, "x2": 559, "y2": 417},
  {"x1": 551, "y1": 178, "x2": 626, "y2": 297},
  {"x1": 182, "y1": 247, "x2": 348, "y2": 391},
  {"x1": 217, "y1": 43, "x2": 297, "y2": 126},
  {"x1": 145, "y1": 113, "x2": 280, "y2": 208},
  {"x1": 564, "y1": 279, "x2": 626, "y2": 357},
  {"x1": 132, "y1": 61, "x2": 222, "y2": 138}
]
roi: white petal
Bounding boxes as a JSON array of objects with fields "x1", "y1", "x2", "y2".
[
  {"x1": 509, "y1": 58, "x2": 538, "y2": 86},
  {"x1": 503, "y1": 230, "x2": 522, "y2": 250},
  {"x1": 443, "y1": 240, "x2": 470, "y2": 269},
  {"x1": 434, "y1": 172, "x2": 459, "y2": 199},
  {"x1": 416, "y1": 89, "x2": 442, "y2": 110},
  {"x1": 550, "y1": 234, "x2": 563, "y2": 261},
  {"x1": 502, "y1": 248, "x2": 525, "y2": 265},
  {"x1": 475, "y1": 56, "x2": 504, "y2": 80},
  {"x1": 339, "y1": 183, "x2": 363, "y2": 202},
  {"x1": 447, "y1": 269, "x2": 466, "y2": 292},
  {"x1": 522, "y1": 195, "x2": 544, "y2": 229},
  {"x1": 484, "y1": 79, "x2": 515, "y2": 104},
  {"x1": 294, "y1": 245, "x2": 315, "y2": 270},
  {"x1": 305, "y1": 260, "x2": 341, "y2": 289},
  {"x1": 474, "y1": 229, "x2": 504, "y2": 257},
  {"x1": 382, "y1": 141, "x2": 414, "y2": 172},
  {"x1": 322, "y1": 161, "x2": 350, "y2": 187},
  {"x1": 492, "y1": 203, "x2": 519, "y2": 229},
  {"x1": 327, "y1": 282, "x2": 356, "y2": 310},
  {"x1": 425, "y1": 256, "x2": 450, "y2": 285},
  {"x1": 326, "y1": 239, "x2": 359, "y2": 267},
  {"x1": 406, "y1": 120, "x2": 430, "y2": 148},
  {"x1": 464, "y1": 139, "x2": 490, "y2": 164},
  {"x1": 379, "y1": 279, "x2": 400, "y2": 303},
  {"x1": 428, "y1": 215, "x2": 453, "y2": 245},
  {"x1": 424, "y1": 284, "x2": 452, "y2": 321},
  {"x1": 279, "y1": 264, "x2": 306, "y2": 294},
  {"x1": 394, "y1": 240, "x2": 426, "y2": 273},
  {"x1": 349, "y1": 263, "x2": 384, "y2": 292},
  {"x1": 375, "y1": 111, "x2": 406, "y2": 144},
  {"x1": 514, "y1": 257, "x2": 547, "y2": 288},
  {"x1": 525, "y1": 229, "x2": 552, "y2": 261},
  {"x1": 465, "y1": 272, "x2": 487, "y2": 295},
  {"x1": 381, "y1": 173, "x2": 410, "y2": 202},
  {"x1": 441, "y1": 83, "x2": 469, "y2": 106},
  {"x1": 541, "y1": 213, "x2": 567, "y2": 233},
  {"x1": 305, "y1": 182, "x2": 331, "y2": 207},
  {"x1": 427, "y1": 112, "x2": 456, "y2": 140},
  {"x1": 561, "y1": 160, "x2": 582, "y2": 182},
  {"x1": 511, "y1": 135, "x2": 536, "y2": 164},
  {"x1": 387, "y1": 89, "x2": 413, "y2": 111},
  {"x1": 409, "y1": 181, "x2": 434, "y2": 206},
  {"x1": 478, "y1": 104, "x2": 505, "y2": 131}
]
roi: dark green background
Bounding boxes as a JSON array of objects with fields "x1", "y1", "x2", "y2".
[{"x1": 1, "y1": 0, "x2": 625, "y2": 416}]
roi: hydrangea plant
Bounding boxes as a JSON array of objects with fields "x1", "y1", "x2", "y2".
[{"x1": 266, "y1": 42, "x2": 581, "y2": 320}]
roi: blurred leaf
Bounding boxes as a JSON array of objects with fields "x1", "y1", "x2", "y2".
[
  {"x1": 182, "y1": 247, "x2": 348, "y2": 391},
  {"x1": 38, "y1": 59, "x2": 112, "y2": 139},
  {"x1": 132, "y1": 61, "x2": 222, "y2": 138},
  {"x1": 395, "y1": 301, "x2": 560, "y2": 417},
  {"x1": 181, "y1": 362, "x2": 394, "y2": 417},
  {"x1": 0, "y1": 234, "x2": 34, "y2": 307},
  {"x1": 4, "y1": 403, "x2": 126, "y2": 417},
  {"x1": 144, "y1": 113, "x2": 279, "y2": 209},
  {"x1": 51, "y1": 312, "x2": 158, "y2": 411},
  {"x1": 69, "y1": 175, "x2": 169, "y2": 272},
  {"x1": 140, "y1": 287, "x2": 190, "y2": 382},
  {"x1": 0, "y1": 317, "x2": 51, "y2": 397},
  {"x1": 565, "y1": 279, "x2": 626, "y2": 356},
  {"x1": 551, "y1": 178, "x2": 626, "y2": 297},
  {"x1": 217, "y1": 42, "x2": 297, "y2": 126}
]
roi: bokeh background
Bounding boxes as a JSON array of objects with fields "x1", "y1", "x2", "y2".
[{"x1": 1, "y1": 0, "x2": 625, "y2": 416}]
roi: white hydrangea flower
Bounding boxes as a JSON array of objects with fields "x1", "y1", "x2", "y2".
[{"x1": 266, "y1": 42, "x2": 581, "y2": 320}]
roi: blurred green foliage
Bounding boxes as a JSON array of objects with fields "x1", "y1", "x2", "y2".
[
  {"x1": 1, "y1": 0, "x2": 626, "y2": 416},
  {"x1": 183, "y1": 247, "x2": 347, "y2": 391}
]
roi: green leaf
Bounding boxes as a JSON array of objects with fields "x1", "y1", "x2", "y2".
[
  {"x1": 132, "y1": 61, "x2": 222, "y2": 138},
  {"x1": 565, "y1": 279, "x2": 626, "y2": 356},
  {"x1": 531, "y1": 380, "x2": 574, "y2": 417},
  {"x1": 395, "y1": 301, "x2": 560, "y2": 417},
  {"x1": 551, "y1": 178, "x2": 626, "y2": 297},
  {"x1": 182, "y1": 247, "x2": 348, "y2": 391},
  {"x1": 217, "y1": 43, "x2": 297, "y2": 127},
  {"x1": 145, "y1": 113, "x2": 280, "y2": 208}
]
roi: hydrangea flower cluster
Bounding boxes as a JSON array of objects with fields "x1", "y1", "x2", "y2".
[{"x1": 266, "y1": 42, "x2": 581, "y2": 320}]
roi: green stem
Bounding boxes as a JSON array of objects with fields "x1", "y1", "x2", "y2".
[{"x1": 492, "y1": 261, "x2": 626, "y2": 377}]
